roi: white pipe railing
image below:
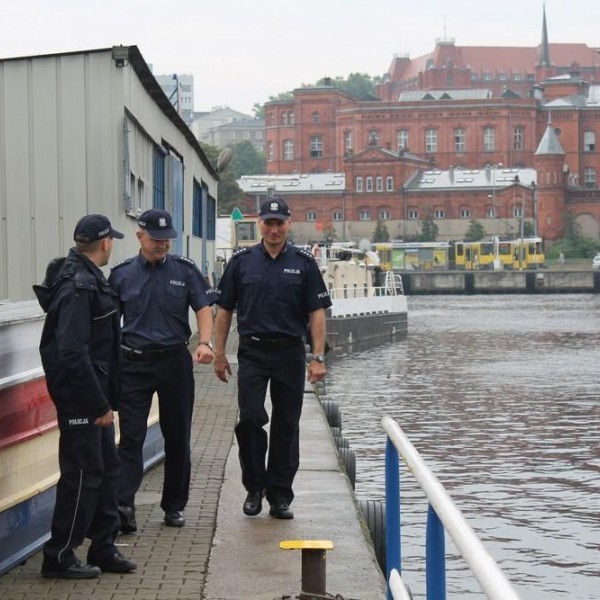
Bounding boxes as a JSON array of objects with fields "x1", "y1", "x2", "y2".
[{"x1": 382, "y1": 416, "x2": 521, "y2": 600}]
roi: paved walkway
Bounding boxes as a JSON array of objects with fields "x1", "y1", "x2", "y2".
[{"x1": 0, "y1": 330, "x2": 386, "y2": 599}]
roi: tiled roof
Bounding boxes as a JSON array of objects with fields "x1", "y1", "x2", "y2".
[{"x1": 399, "y1": 89, "x2": 492, "y2": 101}]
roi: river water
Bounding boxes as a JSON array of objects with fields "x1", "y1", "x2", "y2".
[{"x1": 326, "y1": 294, "x2": 600, "y2": 600}]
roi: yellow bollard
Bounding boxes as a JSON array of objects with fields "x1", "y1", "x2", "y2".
[{"x1": 280, "y1": 540, "x2": 334, "y2": 596}]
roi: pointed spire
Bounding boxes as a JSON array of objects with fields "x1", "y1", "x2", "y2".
[
  {"x1": 540, "y1": 2, "x2": 551, "y2": 67},
  {"x1": 535, "y1": 121, "x2": 565, "y2": 156}
]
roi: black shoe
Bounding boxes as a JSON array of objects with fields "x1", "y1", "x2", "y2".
[
  {"x1": 41, "y1": 559, "x2": 101, "y2": 579},
  {"x1": 269, "y1": 502, "x2": 294, "y2": 520},
  {"x1": 164, "y1": 510, "x2": 185, "y2": 527},
  {"x1": 117, "y1": 504, "x2": 137, "y2": 533},
  {"x1": 88, "y1": 551, "x2": 137, "y2": 573},
  {"x1": 243, "y1": 490, "x2": 264, "y2": 516}
]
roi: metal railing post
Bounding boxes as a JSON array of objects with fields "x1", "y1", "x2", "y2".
[
  {"x1": 426, "y1": 503, "x2": 446, "y2": 600},
  {"x1": 385, "y1": 437, "x2": 401, "y2": 600}
]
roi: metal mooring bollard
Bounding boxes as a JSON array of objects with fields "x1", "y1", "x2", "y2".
[{"x1": 280, "y1": 539, "x2": 334, "y2": 596}]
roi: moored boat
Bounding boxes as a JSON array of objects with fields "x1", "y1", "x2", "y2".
[{"x1": 316, "y1": 244, "x2": 408, "y2": 355}]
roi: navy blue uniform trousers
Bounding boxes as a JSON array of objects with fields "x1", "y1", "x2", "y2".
[
  {"x1": 117, "y1": 346, "x2": 194, "y2": 512},
  {"x1": 43, "y1": 422, "x2": 120, "y2": 566},
  {"x1": 235, "y1": 339, "x2": 306, "y2": 505}
]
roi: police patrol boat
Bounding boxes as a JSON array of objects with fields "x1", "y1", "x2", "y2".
[
  {"x1": 314, "y1": 243, "x2": 408, "y2": 355},
  {"x1": 0, "y1": 300, "x2": 165, "y2": 575}
]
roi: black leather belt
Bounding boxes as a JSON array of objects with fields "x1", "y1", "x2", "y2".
[
  {"x1": 121, "y1": 343, "x2": 186, "y2": 361},
  {"x1": 240, "y1": 336, "x2": 301, "y2": 349}
]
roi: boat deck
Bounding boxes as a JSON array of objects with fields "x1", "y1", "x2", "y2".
[{"x1": 0, "y1": 333, "x2": 385, "y2": 599}]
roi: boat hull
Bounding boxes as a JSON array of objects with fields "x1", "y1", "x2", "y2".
[{"x1": 0, "y1": 301, "x2": 165, "y2": 576}]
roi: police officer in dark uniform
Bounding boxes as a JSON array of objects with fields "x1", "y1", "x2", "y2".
[
  {"x1": 109, "y1": 209, "x2": 217, "y2": 532},
  {"x1": 33, "y1": 214, "x2": 136, "y2": 579},
  {"x1": 213, "y1": 197, "x2": 331, "y2": 520}
]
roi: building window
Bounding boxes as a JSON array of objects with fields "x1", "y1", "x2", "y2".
[
  {"x1": 283, "y1": 139, "x2": 294, "y2": 161},
  {"x1": 460, "y1": 208, "x2": 471, "y2": 219},
  {"x1": 425, "y1": 129, "x2": 437, "y2": 153},
  {"x1": 281, "y1": 112, "x2": 288, "y2": 126},
  {"x1": 486, "y1": 206, "x2": 496, "y2": 218},
  {"x1": 267, "y1": 141, "x2": 274, "y2": 161},
  {"x1": 268, "y1": 113, "x2": 274, "y2": 126},
  {"x1": 306, "y1": 211, "x2": 317, "y2": 222},
  {"x1": 386, "y1": 176, "x2": 394, "y2": 191},
  {"x1": 310, "y1": 136, "x2": 323, "y2": 158},
  {"x1": 454, "y1": 128, "x2": 465, "y2": 153},
  {"x1": 397, "y1": 129, "x2": 409, "y2": 151},
  {"x1": 229, "y1": 131, "x2": 236, "y2": 140},
  {"x1": 243, "y1": 131, "x2": 250, "y2": 139},
  {"x1": 483, "y1": 72, "x2": 492, "y2": 81},
  {"x1": 256, "y1": 131, "x2": 263, "y2": 140},
  {"x1": 584, "y1": 167, "x2": 596, "y2": 188},
  {"x1": 379, "y1": 209, "x2": 391, "y2": 220},
  {"x1": 408, "y1": 209, "x2": 418, "y2": 220},
  {"x1": 368, "y1": 130, "x2": 379, "y2": 145},
  {"x1": 584, "y1": 131, "x2": 596, "y2": 152},
  {"x1": 434, "y1": 209, "x2": 445, "y2": 219},
  {"x1": 356, "y1": 176, "x2": 363, "y2": 192},
  {"x1": 192, "y1": 180, "x2": 203, "y2": 237},
  {"x1": 366, "y1": 176, "x2": 373, "y2": 192},
  {"x1": 498, "y1": 73, "x2": 507, "y2": 81},
  {"x1": 289, "y1": 112, "x2": 295, "y2": 125},
  {"x1": 359, "y1": 209, "x2": 371, "y2": 221},
  {"x1": 344, "y1": 131, "x2": 353, "y2": 154},
  {"x1": 376, "y1": 176, "x2": 383, "y2": 192},
  {"x1": 207, "y1": 196, "x2": 216, "y2": 240},
  {"x1": 312, "y1": 111, "x2": 319, "y2": 123},
  {"x1": 513, "y1": 206, "x2": 523, "y2": 218},
  {"x1": 514, "y1": 127, "x2": 524, "y2": 151},
  {"x1": 513, "y1": 73, "x2": 522, "y2": 81},
  {"x1": 332, "y1": 210, "x2": 343, "y2": 221},
  {"x1": 483, "y1": 127, "x2": 495, "y2": 152}
]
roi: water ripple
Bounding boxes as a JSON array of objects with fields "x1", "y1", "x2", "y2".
[{"x1": 327, "y1": 294, "x2": 600, "y2": 600}]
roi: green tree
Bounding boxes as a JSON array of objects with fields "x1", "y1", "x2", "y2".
[
  {"x1": 315, "y1": 73, "x2": 381, "y2": 100},
  {"x1": 200, "y1": 141, "x2": 265, "y2": 215},
  {"x1": 548, "y1": 212, "x2": 600, "y2": 259},
  {"x1": 419, "y1": 214, "x2": 438, "y2": 242},
  {"x1": 372, "y1": 219, "x2": 390, "y2": 242},
  {"x1": 464, "y1": 219, "x2": 486, "y2": 241}
]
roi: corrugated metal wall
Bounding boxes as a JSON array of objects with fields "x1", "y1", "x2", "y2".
[{"x1": 0, "y1": 48, "x2": 217, "y2": 302}]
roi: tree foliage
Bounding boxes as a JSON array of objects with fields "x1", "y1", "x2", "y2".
[
  {"x1": 419, "y1": 214, "x2": 438, "y2": 242},
  {"x1": 315, "y1": 73, "x2": 382, "y2": 100},
  {"x1": 372, "y1": 219, "x2": 390, "y2": 242},
  {"x1": 201, "y1": 141, "x2": 265, "y2": 215},
  {"x1": 547, "y1": 212, "x2": 600, "y2": 258},
  {"x1": 464, "y1": 219, "x2": 486, "y2": 241}
]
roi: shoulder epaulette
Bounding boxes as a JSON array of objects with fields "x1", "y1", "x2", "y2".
[
  {"x1": 296, "y1": 247, "x2": 316, "y2": 261},
  {"x1": 110, "y1": 256, "x2": 135, "y2": 271},
  {"x1": 231, "y1": 247, "x2": 251, "y2": 259},
  {"x1": 173, "y1": 255, "x2": 197, "y2": 267}
]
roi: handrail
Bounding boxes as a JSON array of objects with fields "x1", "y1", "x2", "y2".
[{"x1": 382, "y1": 416, "x2": 520, "y2": 600}]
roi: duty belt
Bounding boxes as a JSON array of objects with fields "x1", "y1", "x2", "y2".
[
  {"x1": 121, "y1": 343, "x2": 186, "y2": 361},
  {"x1": 239, "y1": 336, "x2": 301, "y2": 349}
]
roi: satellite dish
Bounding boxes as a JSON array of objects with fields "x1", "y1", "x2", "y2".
[
  {"x1": 358, "y1": 238, "x2": 372, "y2": 252},
  {"x1": 216, "y1": 147, "x2": 233, "y2": 173}
]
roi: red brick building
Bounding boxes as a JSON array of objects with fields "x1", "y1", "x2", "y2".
[{"x1": 256, "y1": 9, "x2": 600, "y2": 244}]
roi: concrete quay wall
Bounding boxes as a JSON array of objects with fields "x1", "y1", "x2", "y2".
[{"x1": 402, "y1": 270, "x2": 600, "y2": 294}]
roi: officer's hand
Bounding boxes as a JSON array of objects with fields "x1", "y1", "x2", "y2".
[
  {"x1": 94, "y1": 410, "x2": 114, "y2": 427},
  {"x1": 194, "y1": 344, "x2": 214, "y2": 365},
  {"x1": 307, "y1": 361, "x2": 326, "y2": 384},
  {"x1": 214, "y1": 354, "x2": 232, "y2": 383}
]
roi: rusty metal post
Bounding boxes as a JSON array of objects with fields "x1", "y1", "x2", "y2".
[{"x1": 301, "y1": 547, "x2": 327, "y2": 595}]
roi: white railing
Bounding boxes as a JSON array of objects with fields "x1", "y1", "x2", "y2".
[{"x1": 382, "y1": 416, "x2": 520, "y2": 600}]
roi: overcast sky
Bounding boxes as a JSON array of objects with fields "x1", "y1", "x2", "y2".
[{"x1": 1, "y1": 0, "x2": 598, "y2": 115}]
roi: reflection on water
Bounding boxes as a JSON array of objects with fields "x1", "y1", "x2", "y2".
[{"x1": 326, "y1": 294, "x2": 600, "y2": 600}]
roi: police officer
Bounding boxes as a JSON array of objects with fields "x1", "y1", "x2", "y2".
[
  {"x1": 109, "y1": 209, "x2": 218, "y2": 531},
  {"x1": 213, "y1": 197, "x2": 331, "y2": 520},
  {"x1": 33, "y1": 214, "x2": 136, "y2": 579}
]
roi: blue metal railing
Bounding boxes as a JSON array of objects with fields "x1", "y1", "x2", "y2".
[{"x1": 382, "y1": 416, "x2": 520, "y2": 600}]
